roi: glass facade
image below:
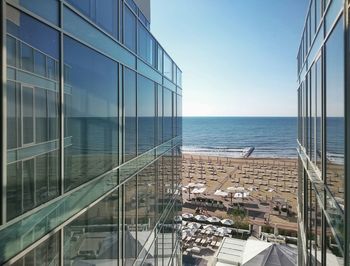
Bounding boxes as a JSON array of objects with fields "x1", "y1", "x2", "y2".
[
  {"x1": 0, "y1": 1, "x2": 182, "y2": 265},
  {"x1": 297, "y1": 0, "x2": 347, "y2": 265}
]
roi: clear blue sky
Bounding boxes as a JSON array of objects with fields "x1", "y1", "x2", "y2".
[{"x1": 151, "y1": 0, "x2": 309, "y2": 117}]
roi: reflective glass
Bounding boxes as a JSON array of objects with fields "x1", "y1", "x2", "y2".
[
  {"x1": 9, "y1": 233, "x2": 60, "y2": 266},
  {"x1": 124, "y1": 5, "x2": 137, "y2": 53},
  {"x1": 7, "y1": 162, "x2": 22, "y2": 220},
  {"x1": 125, "y1": 177, "x2": 138, "y2": 265},
  {"x1": 124, "y1": 68, "x2": 137, "y2": 161},
  {"x1": 176, "y1": 68, "x2": 182, "y2": 87},
  {"x1": 138, "y1": 23, "x2": 156, "y2": 67},
  {"x1": 325, "y1": 19, "x2": 344, "y2": 207},
  {"x1": 64, "y1": 191, "x2": 119, "y2": 265},
  {"x1": 137, "y1": 75, "x2": 155, "y2": 154},
  {"x1": 157, "y1": 85, "x2": 163, "y2": 145},
  {"x1": 157, "y1": 45, "x2": 163, "y2": 73},
  {"x1": 325, "y1": 219, "x2": 343, "y2": 265},
  {"x1": 7, "y1": 81, "x2": 21, "y2": 149},
  {"x1": 163, "y1": 88, "x2": 173, "y2": 141},
  {"x1": 137, "y1": 164, "x2": 156, "y2": 251},
  {"x1": 67, "y1": 0, "x2": 118, "y2": 38},
  {"x1": 22, "y1": 86, "x2": 34, "y2": 144},
  {"x1": 315, "y1": 58, "x2": 322, "y2": 171},
  {"x1": 163, "y1": 53, "x2": 172, "y2": 80},
  {"x1": 64, "y1": 36, "x2": 118, "y2": 191},
  {"x1": 177, "y1": 95, "x2": 182, "y2": 137},
  {"x1": 23, "y1": 159, "x2": 35, "y2": 211},
  {"x1": 8, "y1": 0, "x2": 59, "y2": 25}
]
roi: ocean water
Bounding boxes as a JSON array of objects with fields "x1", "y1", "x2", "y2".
[{"x1": 182, "y1": 117, "x2": 297, "y2": 158}]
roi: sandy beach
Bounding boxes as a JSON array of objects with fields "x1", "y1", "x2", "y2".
[{"x1": 182, "y1": 154, "x2": 298, "y2": 232}]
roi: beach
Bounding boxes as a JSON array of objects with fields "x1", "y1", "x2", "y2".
[{"x1": 182, "y1": 154, "x2": 298, "y2": 232}]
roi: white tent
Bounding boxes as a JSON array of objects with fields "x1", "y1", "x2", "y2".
[
  {"x1": 221, "y1": 219, "x2": 234, "y2": 226},
  {"x1": 207, "y1": 216, "x2": 221, "y2": 223},
  {"x1": 194, "y1": 215, "x2": 208, "y2": 222},
  {"x1": 182, "y1": 213, "x2": 194, "y2": 219}
]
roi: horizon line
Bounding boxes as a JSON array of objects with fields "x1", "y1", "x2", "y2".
[{"x1": 182, "y1": 115, "x2": 298, "y2": 118}]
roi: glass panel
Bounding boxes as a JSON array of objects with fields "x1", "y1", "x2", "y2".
[
  {"x1": 325, "y1": 19, "x2": 344, "y2": 208},
  {"x1": 157, "y1": 85, "x2": 163, "y2": 145},
  {"x1": 67, "y1": 0, "x2": 118, "y2": 38},
  {"x1": 34, "y1": 50, "x2": 46, "y2": 77},
  {"x1": 325, "y1": 219, "x2": 343, "y2": 265},
  {"x1": 9, "y1": 233, "x2": 60, "y2": 266},
  {"x1": 325, "y1": 0, "x2": 343, "y2": 35},
  {"x1": 22, "y1": 86, "x2": 34, "y2": 145},
  {"x1": 7, "y1": 35, "x2": 17, "y2": 67},
  {"x1": 124, "y1": 68, "x2": 137, "y2": 161},
  {"x1": 124, "y1": 5, "x2": 137, "y2": 53},
  {"x1": 7, "y1": 162, "x2": 22, "y2": 220},
  {"x1": 125, "y1": 177, "x2": 138, "y2": 265},
  {"x1": 35, "y1": 87, "x2": 48, "y2": 143},
  {"x1": 137, "y1": 163, "x2": 157, "y2": 252},
  {"x1": 64, "y1": 36, "x2": 118, "y2": 191},
  {"x1": 138, "y1": 75, "x2": 155, "y2": 154},
  {"x1": 176, "y1": 68, "x2": 182, "y2": 87},
  {"x1": 64, "y1": 190, "x2": 119, "y2": 265},
  {"x1": 315, "y1": 57, "x2": 322, "y2": 171},
  {"x1": 125, "y1": 0, "x2": 138, "y2": 13},
  {"x1": 96, "y1": 0, "x2": 118, "y2": 37},
  {"x1": 21, "y1": 43, "x2": 34, "y2": 72},
  {"x1": 157, "y1": 45, "x2": 163, "y2": 73},
  {"x1": 7, "y1": 0, "x2": 59, "y2": 25},
  {"x1": 138, "y1": 23, "x2": 156, "y2": 67},
  {"x1": 7, "y1": 81, "x2": 21, "y2": 149},
  {"x1": 177, "y1": 95, "x2": 182, "y2": 137},
  {"x1": 163, "y1": 88, "x2": 173, "y2": 142},
  {"x1": 23, "y1": 159, "x2": 35, "y2": 211},
  {"x1": 163, "y1": 53, "x2": 172, "y2": 80}
]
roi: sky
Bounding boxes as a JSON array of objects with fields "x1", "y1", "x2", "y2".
[{"x1": 151, "y1": 0, "x2": 309, "y2": 117}]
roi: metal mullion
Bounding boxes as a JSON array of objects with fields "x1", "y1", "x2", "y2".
[
  {"x1": 343, "y1": 2, "x2": 349, "y2": 264},
  {"x1": 1, "y1": 0, "x2": 7, "y2": 224},
  {"x1": 59, "y1": 1, "x2": 64, "y2": 263}
]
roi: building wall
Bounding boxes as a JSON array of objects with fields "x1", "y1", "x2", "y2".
[
  {"x1": 297, "y1": 0, "x2": 348, "y2": 265},
  {"x1": 0, "y1": 0, "x2": 182, "y2": 265}
]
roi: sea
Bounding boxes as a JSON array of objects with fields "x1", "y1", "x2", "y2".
[{"x1": 182, "y1": 117, "x2": 297, "y2": 158}]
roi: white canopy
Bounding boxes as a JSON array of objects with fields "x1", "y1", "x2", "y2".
[
  {"x1": 214, "y1": 190, "x2": 229, "y2": 197},
  {"x1": 221, "y1": 219, "x2": 234, "y2": 226},
  {"x1": 207, "y1": 216, "x2": 221, "y2": 223}
]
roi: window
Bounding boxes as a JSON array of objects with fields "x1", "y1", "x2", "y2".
[
  {"x1": 124, "y1": 68, "x2": 137, "y2": 161},
  {"x1": 125, "y1": 177, "x2": 137, "y2": 265},
  {"x1": 64, "y1": 191, "x2": 119, "y2": 265},
  {"x1": 22, "y1": 86, "x2": 34, "y2": 145},
  {"x1": 138, "y1": 23, "x2": 156, "y2": 67},
  {"x1": 325, "y1": 19, "x2": 344, "y2": 205},
  {"x1": 67, "y1": 0, "x2": 118, "y2": 38},
  {"x1": 9, "y1": 233, "x2": 60, "y2": 265},
  {"x1": 163, "y1": 53, "x2": 172, "y2": 80},
  {"x1": 315, "y1": 57, "x2": 322, "y2": 171},
  {"x1": 157, "y1": 85, "x2": 163, "y2": 144},
  {"x1": 7, "y1": 0, "x2": 59, "y2": 25},
  {"x1": 64, "y1": 36, "x2": 118, "y2": 191},
  {"x1": 124, "y1": 5, "x2": 137, "y2": 53},
  {"x1": 157, "y1": 45, "x2": 163, "y2": 73},
  {"x1": 177, "y1": 95, "x2": 182, "y2": 137},
  {"x1": 7, "y1": 81, "x2": 21, "y2": 149},
  {"x1": 176, "y1": 68, "x2": 182, "y2": 87},
  {"x1": 137, "y1": 75, "x2": 155, "y2": 153},
  {"x1": 163, "y1": 89, "x2": 173, "y2": 141}
]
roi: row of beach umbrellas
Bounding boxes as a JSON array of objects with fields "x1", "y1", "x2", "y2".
[{"x1": 181, "y1": 213, "x2": 234, "y2": 226}]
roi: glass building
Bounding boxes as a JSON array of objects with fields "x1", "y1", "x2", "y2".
[
  {"x1": 0, "y1": 0, "x2": 182, "y2": 265},
  {"x1": 297, "y1": 0, "x2": 348, "y2": 265}
]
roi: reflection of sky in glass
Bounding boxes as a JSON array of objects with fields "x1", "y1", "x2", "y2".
[
  {"x1": 326, "y1": 19, "x2": 344, "y2": 156},
  {"x1": 326, "y1": 19, "x2": 344, "y2": 118}
]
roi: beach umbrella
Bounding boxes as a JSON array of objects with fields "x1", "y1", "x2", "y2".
[
  {"x1": 194, "y1": 215, "x2": 208, "y2": 222},
  {"x1": 182, "y1": 213, "x2": 194, "y2": 219},
  {"x1": 220, "y1": 219, "x2": 234, "y2": 226},
  {"x1": 207, "y1": 216, "x2": 221, "y2": 223},
  {"x1": 195, "y1": 183, "x2": 205, "y2": 188},
  {"x1": 217, "y1": 227, "x2": 231, "y2": 234},
  {"x1": 187, "y1": 222, "x2": 201, "y2": 230},
  {"x1": 203, "y1": 224, "x2": 218, "y2": 231},
  {"x1": 214, "y1": 190, "x2": 228, "y2": 197},
  {"x1": 234, "y1": 192, "x2": 243, "y2": 198}
]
